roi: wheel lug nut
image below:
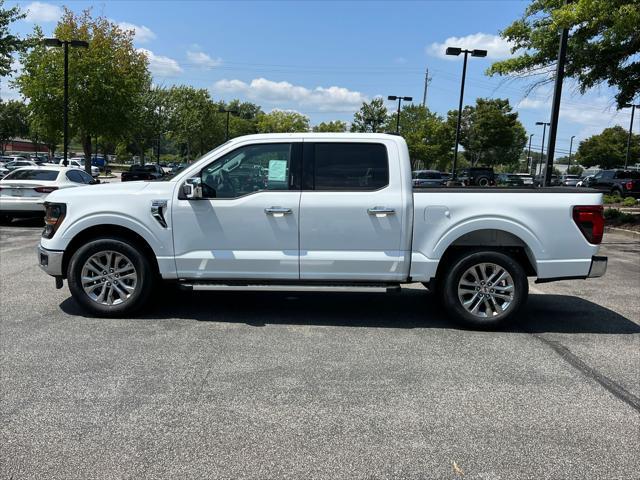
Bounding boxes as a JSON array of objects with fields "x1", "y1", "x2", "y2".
[{"x1": 107, "y1": 282, "x2": 111, "y2": 286}]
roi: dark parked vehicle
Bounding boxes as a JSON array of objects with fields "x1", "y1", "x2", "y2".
[
  {"x1": 583, "y1": 169, "x2": 640, "y2": 198},
  {"x1": 121, "y1": 164, "x2": 166, "y2": 182},
  {"x1": 458, "y1": 167, "x2": 495, "y2": 187},
  {"x1": 412, "y1": 170, "x2": 446, "y2": 187},
  {"x1": 496, "y1": 173, "x2": 525, "y2": 187}
]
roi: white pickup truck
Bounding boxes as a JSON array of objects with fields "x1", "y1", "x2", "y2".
[{"x1": 37, "y1": 133, "x2": 607, "y2": 328}]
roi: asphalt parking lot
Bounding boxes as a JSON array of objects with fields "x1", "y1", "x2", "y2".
[{"x1": 1, "y1": 221, "x2": 638, "y2": 480}]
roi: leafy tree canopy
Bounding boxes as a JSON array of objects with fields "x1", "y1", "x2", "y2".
[
  {"x1": 0, "y1": 99, "x2": 28, "y2": 154},
  {"x1": 575, "y1": 125, "x2": 640, "y2": 168},
  {"x1": 16, "y1": 8, "x2": 150, "y2": 172},
  {"x1": 487, "y1": 0, "x2": 640, "y2": 109},
  {"x1": 256, "y1": 110, "x2": 309, "y2": 133},
  {"x1": 350, "y1": 98, "x2": 388, "y2": 133},
  {"x1": 456, "y1": 98, "x2": 527, "y2": 167},
  {"x1": 313, "y1": 120, "x2": 347, "y2": 132},
  {"x1": 0, "y1": 0, "x2": 26, "y2": 77}
]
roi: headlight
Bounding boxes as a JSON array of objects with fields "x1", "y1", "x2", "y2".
[{"x1": 42, "y1": 202, "x2": 66, "y2": 239}]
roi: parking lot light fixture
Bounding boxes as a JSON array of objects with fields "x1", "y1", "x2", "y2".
[
  {"x1": 387, "y1": 95, "x2": 413, "y2": 134},
  {"x1": 623, "y1": 104, "x2": 639, "y2": 168},
  {"x1": 42, "y1": 38, "x2": 89, "y2": 168},
  {"x1": 446, "y1": 46, "x2": 488, "y2": 181},
  {"x1": 220, "y1": 108, "x2": 239, "y2": 141},
  {"x1": 568, "y1": 135, "x2": 576, "y2": 170}
]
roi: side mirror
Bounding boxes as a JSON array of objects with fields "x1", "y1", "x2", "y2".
[{"x1": 181, "y1": 177, "x2": 203, "y2": 200}]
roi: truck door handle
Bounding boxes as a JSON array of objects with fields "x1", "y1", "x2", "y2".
[
  {"x1": 265, "y1": 207, "x2": 293, "y2": 216},
  {"x1": 368, "y1": 207, "x2": 396, "y2": 216}
]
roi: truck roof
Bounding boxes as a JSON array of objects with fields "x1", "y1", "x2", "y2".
[{"x1": 225, "y1": 132, "x2": 406, "y2": 142}]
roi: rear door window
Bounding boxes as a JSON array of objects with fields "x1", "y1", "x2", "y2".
[{"x1": 310, "y1": 143, "x2": 389, "y2": 191}]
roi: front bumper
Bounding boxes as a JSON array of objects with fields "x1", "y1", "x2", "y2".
[
  {"x1": 587, "y1": 255, "x2": 607, "y2": 278},
  {"x1": 37, "y1": 244, "x2": 64, "y2": 277}
]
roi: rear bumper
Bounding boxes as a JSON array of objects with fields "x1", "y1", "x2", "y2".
[
  {"x1": 587, "y1": 255, "x2": 607, "y2": 278},
  {"x1": 0, "y1": 198, "x2": 45, "y2": 212},
  {"x1": 37, "y1": 244, "x2": 64, "y2": 277}
]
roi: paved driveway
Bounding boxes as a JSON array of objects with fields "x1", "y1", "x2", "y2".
[{"x1": 1, "y1": 223, "x2": 638, "y2": 479}]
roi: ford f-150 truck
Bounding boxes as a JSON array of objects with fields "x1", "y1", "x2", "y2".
[{"x1": 37, "y1": 133, "x2": 607, "y2": 328}]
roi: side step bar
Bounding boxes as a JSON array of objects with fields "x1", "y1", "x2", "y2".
[{"x1": 179, "y1": 282, "x2": 401, "y2": 293}]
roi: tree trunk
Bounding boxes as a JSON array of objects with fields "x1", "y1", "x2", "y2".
[{"x1": 82, "y1": 134, "x2": 92, "y2": 175}]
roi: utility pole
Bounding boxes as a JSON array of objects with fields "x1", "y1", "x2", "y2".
[
  {"x1": 536, "y1": 121, "x2": 550, "y2": 177},
  {"x1": 527, "y1": 134, "x2": 534, "y2": 173},
  {"x1": 421, "y1": 69, "x2": 431, "y2": 108},
  {"x1": 568, "y1": 135, "x2": 575, "y2": 171},
  {"x1": 623, "y1": 103, "x2": 639, "y2": 168},
  {"x1": 544, "y1": 0, "x2": 570, "y2": 187}
]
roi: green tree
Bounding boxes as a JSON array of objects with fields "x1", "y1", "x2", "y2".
[
  {"x1": 383, "y1": 104, "x2": 454, "y2": 170},
  {"x1": 487, "y1": 0, "x2": 640, "y2": 109},
  {"x1": 0, "y1": 0, "x2": 26, "y2": 77},
  {"x1": 16, "y1": 9, "x2": 150, "y2": 174},
  {"x1": 28, "y1": 108, "x2": 61, "y2": 156},
  {"x1": 313, "y1": 120, "x2": 347, "y2": 132},
  {"x1": 0, "y1": 100, "x2": 28, "y2": 154},
  {"x1": 126, "y1": 86, "x2": 170, "y2": 164},
  {"x1": 215, "y1": 99, "x2": 263, "y2": 140},
  {"x1": 165, "y1": 86, "x2": 220, "y2": 160},
  {"x1": 351, "y1": 98, "x2": 388, "y2": 133},
  {"x1": 456, "y1": 98, "x2": 527, "y2": 167},
  {"x1": 256, "y1": 110, "x2": 309, "y2": 133},
  {"x1": 575, "y1": 126, "x2": 640, "y2": 168}
]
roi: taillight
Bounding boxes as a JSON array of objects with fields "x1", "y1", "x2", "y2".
[
  {"x1": 42, "y1": 202, "x2": 66, "y2": 239},
  {"x1": 573, "y1": 205, "x2": 604, "y2": 244},
  {"x1": 625, "y1": 181, "x2": 633, "y2": 191},
  {"x1": 35, "y1": 186, "x2": 59, "y2": 193}
]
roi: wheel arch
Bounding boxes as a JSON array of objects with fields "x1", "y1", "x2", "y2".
[{"x1": 61, "y1": 224, "x2": 160, "y2": 279}]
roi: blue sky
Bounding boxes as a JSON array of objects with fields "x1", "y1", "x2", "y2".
[{"x1": 4, "y1": 0, "x2": 637, "y2": 156}]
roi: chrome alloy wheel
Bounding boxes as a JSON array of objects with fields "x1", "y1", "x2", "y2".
[
  {"x1": 80, "y1": 250, "x2": 138, "y2": 306},
  {"x1": 457, "y1": 262, "x2": 514, "y2": 318}
]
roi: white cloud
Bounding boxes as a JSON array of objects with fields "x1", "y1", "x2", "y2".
[
  {"x1": 137, "y1": 48, "x2": 182, "y2": 77},
  {"x1": 118, "y1": 22, "x2": 156, "y2": 43},
  {"x1": 23, "y1": 2, "x2": 62, "y2": 22},
  {"x1": 427, "y1": 33, "x2": 514, "y2": 60},
  {"x1": 186, "y1": 50, "x2": 222, "y2": 68},
  {"x1": 212, "y1": 77, "x2": 367, "y2": 112}
]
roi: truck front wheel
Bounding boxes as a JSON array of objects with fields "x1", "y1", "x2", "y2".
[
  {"x1": 67, "y1": 237, "x2": 155, "y2": 317},
  {"x1": 439, "y1": 250, "x2": 528, "y2": 329}
]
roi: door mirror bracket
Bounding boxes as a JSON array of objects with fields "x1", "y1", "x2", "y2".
[{"x1": 180, "y1": 177, "x2": 204, "y2": 200}]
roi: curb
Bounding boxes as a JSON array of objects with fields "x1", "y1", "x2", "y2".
[{"x1": 605, "y1": 226, "x2": 640, "y2": 240}]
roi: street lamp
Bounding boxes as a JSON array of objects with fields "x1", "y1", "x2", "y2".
[
  {"x1": 220, "y1": 108, "x2": 239, "y2": 141},
  {"x1": 446, "y1": 47, "x2": 487, "y2": 181},
  {"x1": 527, "y1": 134, "x2": 534, "y2": 173},
  {"x1": 535, "y1": 121, "x2": 550, "y2": 178},
  {"x1": 43, "y1": 38, "x2": 89, "y2": 168},
  {"x1": 568, "y1": 135, "x2": 576, "y2": 171},
  {"x1": 623, "y1": 103, "x2": 639, "y2": 168},
  {"x1": 387, "y1": 95, "x2": 413, "y2": 134}
]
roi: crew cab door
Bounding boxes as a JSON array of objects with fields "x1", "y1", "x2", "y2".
[
  {"x1": 172, "y1": 141, "x2": 301, "y2": 279},
  {"x1": 299, "y1": 140, "x2": 410, "y2": 281}
]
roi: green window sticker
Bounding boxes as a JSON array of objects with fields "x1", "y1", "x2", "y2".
[{"x1": 268, "y1": 159, "x2": 288, "y2": 182}]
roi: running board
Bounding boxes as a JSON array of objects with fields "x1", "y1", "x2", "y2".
[{"x1": 179, "y1": 282, "x2": 400, "y2": 293}]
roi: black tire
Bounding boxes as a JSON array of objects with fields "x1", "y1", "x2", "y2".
[
  {"x1": 476, "y1": 176, "x2": 490, "y2": 187},
  {"x1": 439, "y1": 250, "x2": 528, "y2": 329},
  {"x1": 67, "y1": 237, "x2": 155, "y2": 317},
  {"x1": 0, "y1": 215, "x2": 12, "y2": 225},
  {"x1": 610, "y1": 188, "x2": 623, "y2": 197}
]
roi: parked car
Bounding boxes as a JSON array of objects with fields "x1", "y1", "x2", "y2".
[
  {"x1": 59, "y1": 158, "x2": 100, "y2": 178},
  {"x1": 576, "y1": 175, "x2": 594, "y2": 188},
  {"x1": 496, "y1": 174, "x2": 525, "y2": 187},
  {"x1": 412, "y1": 170, "x2": 446, "y2": 187},
  {"x1": 458, "y1": 167, "x2": 495, "y2": 187},
  {"x1": 0, "y1": 166, "x2": 9, "y2": 178},
  {"x1": 1, "y1": 155, "x2": 25, "y2": 167},
  {"x1": 121, "y1": 164, "x2": 166, "y2": 182},
  {"x1": 514, "y1": 173, "x2": 534, "y2": 185},
  {"x1": 5, "y1": 159, "x2": 37, "y2": 171},
  {"x1": 534, "y1": 174, "x2": 561, "y2": 187},
  {"x1": 0, "y1": 166, "x2": 97, "y2": 222},
  {"x1": 582, "y1": 169, "x2": 640, "y2": 198},
  {"x1": 560, "y1": 174, "x2": 581, "y2": 187},
  {"x1": 37, "y1": 133, "x2": 607, "y2": 329}
]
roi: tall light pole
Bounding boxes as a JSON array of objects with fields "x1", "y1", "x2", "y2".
[
  {"x1": 623, "y1": 104, "x2": 639, "y2": 168},
  {"x1": 220, "y1": 108, "x2": 238, "y2": 141},
  {"x1": 535, "y1": 121, "x2": 550, "y2": 178},
  {"x1": 527, "y1": 134, "x2": 534, "y2": 173},
  {"x1": 43, "y1": 38, "x2": 89, "y2": 168},
  {"x1": 387, "y1": 95, "x2": 412, "y2": 134},
  {"x1": 568, "y1": 135, "x2": 576, "y2": 171},
  {"x1": 446, "y1": 47, "x2": 487, "y2": 181}
]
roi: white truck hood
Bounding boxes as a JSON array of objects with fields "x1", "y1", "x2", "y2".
[{"x1": 46, "y1": 180, "x2": 165, "y2": 203}]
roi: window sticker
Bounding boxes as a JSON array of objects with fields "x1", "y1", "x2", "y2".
[{"x1": 268, "y1": 159, "x2": 288, "y2": 181}]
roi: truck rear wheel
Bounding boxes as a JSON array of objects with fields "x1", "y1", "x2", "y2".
[
  {"x1": 439, "y1": 250, "x2": 528, "y2": 329},
  {"x1": 67, "y1": 237, "x2": 155, "y2": 317}
]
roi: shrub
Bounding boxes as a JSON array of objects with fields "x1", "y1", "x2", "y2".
[
  {"x1": 603, "y1": 194, "x2": 621, "y2": 204},
  {"x1": 619, "y1": 212, "x2": 637, "y2": 224},
  {"x1": 622, "y1": 196, "x2": 638, "y2": 207},
  {"x1": 604, "y1": 208, "x2": 621, "y2": 219}
]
